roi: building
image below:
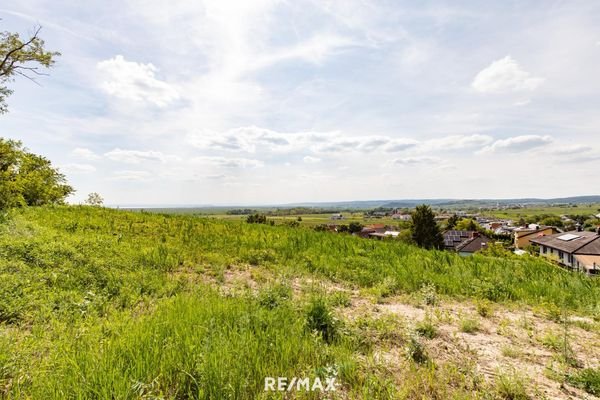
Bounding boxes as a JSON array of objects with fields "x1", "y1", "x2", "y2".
[
  {"x1": 391, "y1": 213, "x2": 411, "y2": 221},
  {"x1": 530, "y1": 229, "x2": 600, "y2": 274},
  {"x1": 330, "y1": 213, "x2": 344, "y2": 220},
  {"x1": 443, "y1": 230, "x2": 492, "y2": 256},
  {"x1": 513, "y1": 225, "x2": 560, "y2": 249}
]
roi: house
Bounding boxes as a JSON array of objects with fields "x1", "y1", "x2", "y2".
[
  {"x1": 358, "y1": 224, "x2": 387, "y2": 238},
  {"x1": 391, "y1": 213, "x2": 411, "y2": 221},
  {"x1": 530, "y1": 229, "x2": 600, "y2": 274},
  {"x1": 330, "y1": 213, "x2": 344, "y2": 220},
  {"x1": 443, "y1": 230, "x2": 492, "y2": 256},
  {"x1": 513, "y1": 225, "x2": 560, "y2": 249}
]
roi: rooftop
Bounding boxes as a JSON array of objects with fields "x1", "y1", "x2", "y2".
[{"x1": 530, "y1": 230, "x2": 600, "y2": 254}]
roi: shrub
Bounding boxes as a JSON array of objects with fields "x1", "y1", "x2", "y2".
[
  {"x1": 567, "y1": 368, "x2": 600, "y2": 396},
  {"x1": 415, "y1": 316, "x2": 437, "y2": 339},
  {"x1": 459, "y1": 317, "x2": 480, "y2": 334},
  {"x1": 405, "y1": 334, "x2": 428, "y2": 364},
  {"x1": 495, "y1": 370, "x2": 529, "y2": 399},
  {"x1": 258, "y1": 283, "x2": 292, "y2": 309},
  {"x1": 420, "y1": 283, "x2": 438, "y2": 306},
  {"x1": 306, "y1": 297, "x2": 339, "y2": 344},
  {"x1": 476, "y1": 300, "x2": 493, "y2": 318}
]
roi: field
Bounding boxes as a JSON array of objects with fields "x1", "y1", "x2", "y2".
[
  {"x1": 484, "y1": 204, "x2": 600, "y2": 220},
  {"x1": 1, "y1": 206, "x2": 599, "y2": 399}
]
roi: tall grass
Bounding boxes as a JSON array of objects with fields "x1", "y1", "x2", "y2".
[
  {"x1": 1, "y1": 205, "x2": 599, "y2": 398},
  {"x1": 2, "y1": 205, "x2": 597, "y2": 324},
  {"x1": 15, "y1": 289, "x2": 357, "y2": 399}
]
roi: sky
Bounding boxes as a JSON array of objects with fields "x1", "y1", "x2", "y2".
[{"x1": 1, "y1": 0, "x2": 600, "y2": 206}]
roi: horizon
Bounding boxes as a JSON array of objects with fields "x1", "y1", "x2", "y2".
[
  {"x1": 99, "y1": 194, "x2": 600, "y2": 209},
  {"x1": 2, "y1": 1, "x2": 600, "y2": 205}
]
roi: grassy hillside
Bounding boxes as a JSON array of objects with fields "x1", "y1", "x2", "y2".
[{"x1": 1, "y1": 206, "x2": 599, "y2": 399}]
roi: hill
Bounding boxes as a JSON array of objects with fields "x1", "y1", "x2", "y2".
[{"x1": 0, "y1": 206, "x2": 599, "y2": 399}]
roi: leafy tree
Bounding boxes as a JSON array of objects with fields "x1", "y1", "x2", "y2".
[
  {"x1": 84, "y1": 192, "x2": 104, "y2": 206},
  {"x1": 1, "y1": 25, "x2": 60, "y2": 113},
  {"x1": 0, "y1": 139, "x2": 73, "y2": 209},
  {"x1": 539, "y1": 215, "x2": 563, "y2": 228},
  {"x1": 446, "y1": 214, "x2": 460, "y2": 230},
  {"x1": 246, "y1": 213, "x2": 267, "y2": 224},
  {"x1": 455, "y1": 218, "x2": 480, "y2": 232},
  {"x1": 410, "y1": 205, "x2": 443, "y2": 249},
  {"x1": 348, "y1": 222, "x2": 364, "y2": 234}
]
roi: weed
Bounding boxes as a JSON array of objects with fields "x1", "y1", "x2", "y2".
[{"x1": 459, "y1": 317, "x2": 480, "y2": 334}]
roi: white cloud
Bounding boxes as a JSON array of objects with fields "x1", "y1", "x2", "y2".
[
  {"x1": 189, "y1": 126, "x2": 292, "y2": 153},
  {"x1": 303, "y1": 155, "x2": 321, "y2": 164},
  {"x1": 479, "y1": 135, "x2": 552, "y2": 153},
  {"x1": 472, "y1": 56, "x2": 544, "y2": 94},
  {"x1": 391, "y1": 156, "x2": 442, "y2": 165},
  {"x1": 60, "y1": 163, "x2": 97, "y2": 174},
  {"x1": 97, "y1": 55, "x2": 180, "y2": 107},
  {"x1": 191, "y1": 156, "x2": 264, "y2": 168},
  {"x1": 71, "y1": 147, "x2": 100, "y2": 160},
  {"x1": 422, "y1": 134, "x2": 493, "y2": 151},
  {"x1": 383, "y1": 139, "x2": 419, "y2": 152},
  {"x1": 109, "y1": 170, "x2": 153, "y2": 181},
  {"x1": 104, "y1": 148, "x2": 179, "y2": 164}
]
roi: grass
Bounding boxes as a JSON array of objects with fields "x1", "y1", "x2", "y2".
[
  {"x1": 495, "y1": 369, "x2": 530, "y2": 399},
  {"x1": 459, "y1": 317, "x2": 480, "y2": 334},
  {"x1": 1, "y1": 205, "x2": 600, "y2": 397},
  {"x1": 567, "y1": 368, "x2": 600, "y2": 396}
]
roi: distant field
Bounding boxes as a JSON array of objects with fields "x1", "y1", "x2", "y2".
[
  {"x1": 483, "y1": 204, "x2": 600, "y2": 219},
  {"x1": 124, "y1": 203, "x2": 600, "y2": 227}
]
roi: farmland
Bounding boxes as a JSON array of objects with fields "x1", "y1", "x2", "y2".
[{"x1": 1, "y1": 206, "x2": 599, "y2": 399}]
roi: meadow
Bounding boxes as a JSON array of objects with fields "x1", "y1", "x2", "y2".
[{"x1": 0, "y1": 206, "x2": 599, "y2": 399}]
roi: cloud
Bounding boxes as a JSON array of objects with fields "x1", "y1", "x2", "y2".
[
  {"x1": 472, "y1": 56, "x2": 544, "y2": 94},
  {"x1": 71, "y1": 147, "x2": 100, "y2": 160},
  {"x1": 191, "y1": 156, "x2": 264, "y2": 168},
  {"x1": 189, "y1": 126, "x2": 291, "y2": 153},
  {"x1": 104, "y1": 148, "x2": 178, "y2": 164},
  {"x1": 547, "y1": 144, "x2": 600, "y2": 162},
  {"x1": 391, "y1": 156, "x2": 442, "y2": 165},
  {"x1": 97, "y1": 55, "x2": 180, "y2": 107},
  {"x1": 109, "y1": 170, "x2": 153, "y2": 181},
  {"x1": 383, "y1": 139, "x2": 419, "y2": 152},
  {"x1": 60, "y1": 163, "x2": 97, "y2": 174},
  {"x1": 303, "y1": 155, "x2": 321, "y2": 164},
  {"x1": 422, "y1": 134, "x2": 493, "y2": 151},
  {"x1": 479, "y1": 135, "x2": 552, "y2": 153}
]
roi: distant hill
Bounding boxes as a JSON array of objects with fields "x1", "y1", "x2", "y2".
[
  {"x1": 280, "y1": 196, "x2": 600, "y2": 210},
  {"x1": 114, "y1": 195, "x2": 600, "y2": 211}
]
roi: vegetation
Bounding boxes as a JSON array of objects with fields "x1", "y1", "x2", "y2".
[
  {"x1": 410, "y1": 204, "x2": 444, "y2": 249},
  {"x1": 0, "y1": 139, "x2": 73, "y2": 209},
  {"x1": 567, "y1": 368, "x2": 600, "y2": 396},
  {"x1": 1, "y1": 25, "x2": 59, "y2": 113},
  {"x1": 0, "y1": 206, "x2": 599, "y2": 398}
]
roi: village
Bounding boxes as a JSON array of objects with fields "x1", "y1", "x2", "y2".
[{"x1": 323, "y1": 208, "x2": 600, "y2": 275}]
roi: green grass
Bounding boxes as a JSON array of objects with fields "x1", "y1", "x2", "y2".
[
  {"x1": 567, "y1": 368, "x2": 600, "y2": 396},
  {"x1": 1, "y1": 205, "x2": 600, "y2": 398}
]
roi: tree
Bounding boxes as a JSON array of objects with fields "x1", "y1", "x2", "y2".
[
  {"x1": 348, "y1": 222, "x2": 364, "y2": 234},
  {"x1": 0, "y1": 139, "x2": 73, "y2": 209},
  {"x1": 246, "y1": 213, "x2": 267, "y2": 224},
  {"x1": 1, "y1": 24, "x2": 60, "y2": 113},
  {"x1": 446, "y1": 214, "x2": 460, "y2": 230},
  {"x1": 455, "y1": 218, "x2": 480, "y2": 232},
  {"x1": 85, "y1": 192, "x2": 104, "y2": 206},
  {"x1": 410, "y1": 205, "x2": 444, "y2": 249}
]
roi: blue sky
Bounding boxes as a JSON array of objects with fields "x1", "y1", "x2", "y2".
[{"x1": 1, "y1": 1, "x2": 599, "y2": 205}]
